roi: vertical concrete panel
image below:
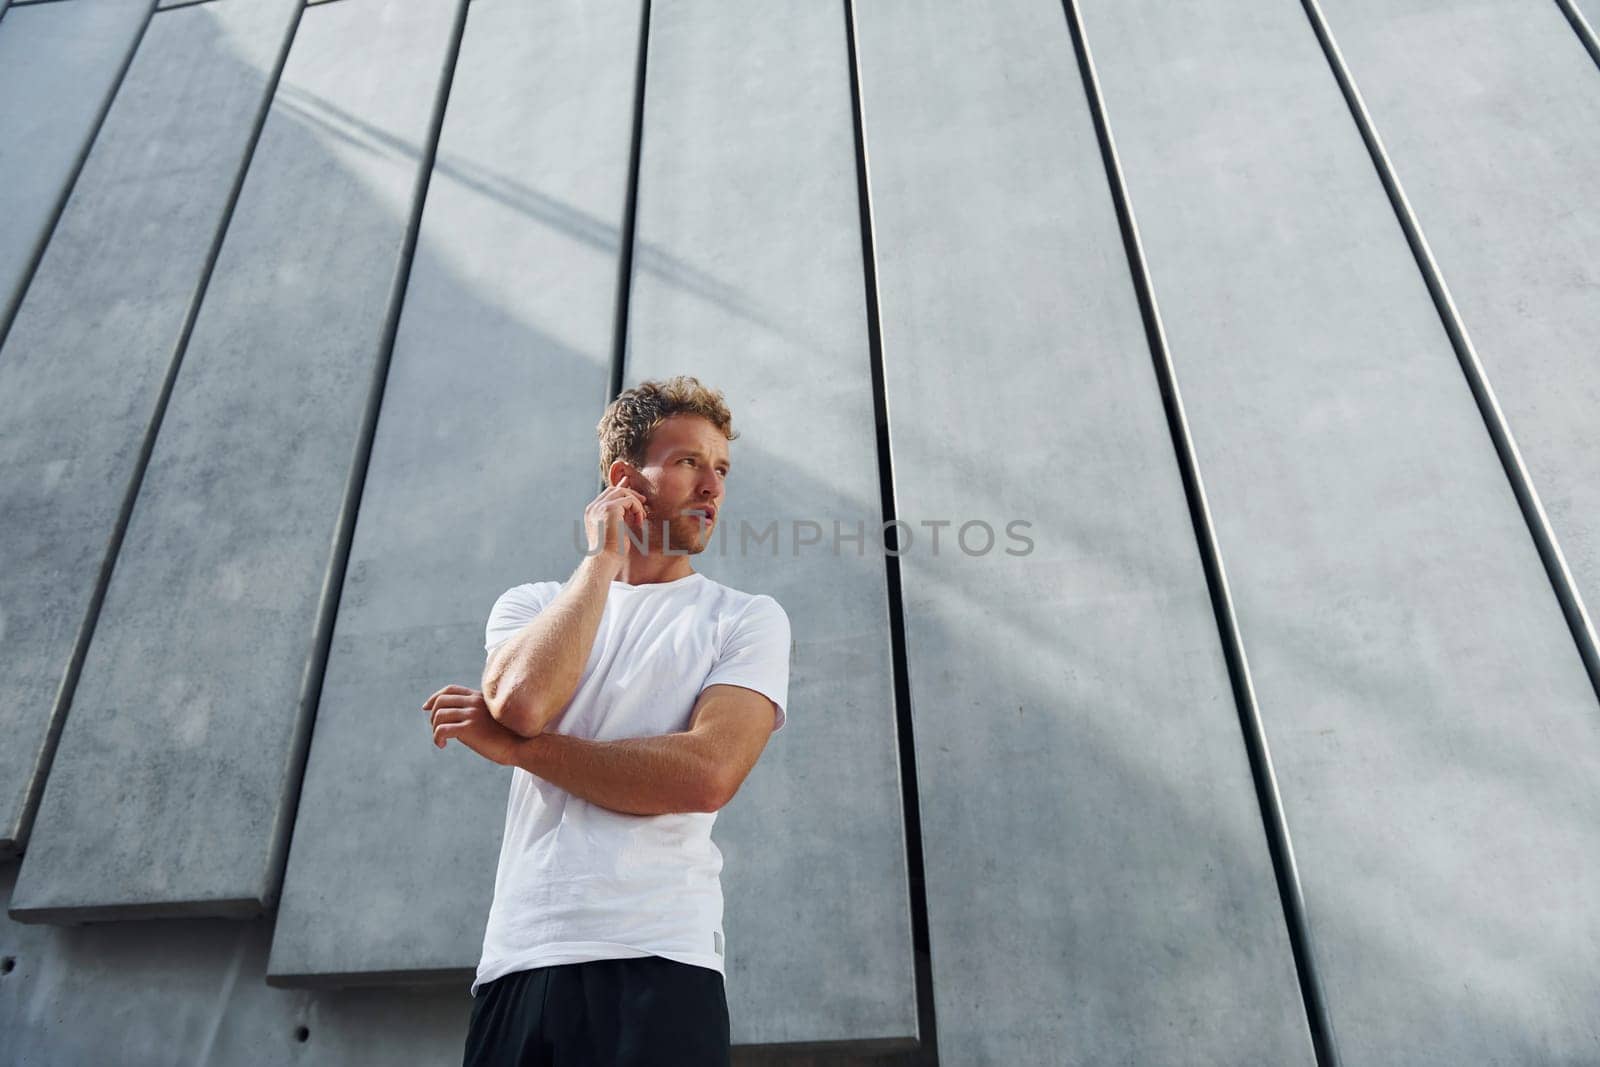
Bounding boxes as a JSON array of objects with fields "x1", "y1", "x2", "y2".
[
  {"x1": 852, "y1": 2, "x2": 1311, "y2": 1062},
  {"x1": 9, "y1": 0, "x2": 465, "y2": 921},
  {"x1": 623, "y1": 1, "x2": 918, "y2": 1049},
  {"x1": 266, "y1": 0, "x2": 641, "y2": 987},
  {"x1": 1314, "y1": 3, "x2": 1600, "y2": 668},
  {"x1": 0, "y1": 0, "x2": 150, "y2": 341},
  {"x1": 1234, "y1": 0, "x2": 1600, "y2": 1057},
  {"x1": 0, "y1": 0, "x2": 300, "y2": 863}
]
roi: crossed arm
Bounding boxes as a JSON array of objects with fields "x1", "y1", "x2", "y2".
[
  {"x1": 430, "y1": 557, "x2": 778, "y2": 817},
  {"x1": 426, "y1": 677, "x2": 776, "y2": 816},
  {"x1": 505, "y1": 683, "x2": 777, "y2": 817}
]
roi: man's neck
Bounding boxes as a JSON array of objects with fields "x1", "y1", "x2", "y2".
[{"x1": 614, "y1": 553, "x2": 696, "y2": 586}]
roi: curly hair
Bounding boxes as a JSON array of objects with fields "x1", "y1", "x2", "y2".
[{"x1": 596, "y1": 376, "x2": 739, "y2": 484}]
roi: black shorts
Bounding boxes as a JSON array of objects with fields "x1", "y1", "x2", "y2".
[{"x1": 462, "y1": 955, "x2": 731, "y2": 1067}]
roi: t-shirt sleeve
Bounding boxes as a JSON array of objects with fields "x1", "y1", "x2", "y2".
[
  {"x1": 484, "y1": 582, "x2": 560, "y2": 661},
  {"x1": 701, "y1": 594, "x2": 792, "y2": 733}
]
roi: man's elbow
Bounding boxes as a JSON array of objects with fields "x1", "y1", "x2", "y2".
[
  {"x1": 484, "y1": 685, "x2": 548, "y2": 739},
  {"x1": 700, "y1": 767, "x2": 739, "y2": 813},
  {"x1": 696, "y1": 784, "x2": 729, "y2": 814}
]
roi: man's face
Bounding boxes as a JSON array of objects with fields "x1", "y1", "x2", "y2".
[{"x1": 623, "y1": 414, "x2": 729, "y2": 555}]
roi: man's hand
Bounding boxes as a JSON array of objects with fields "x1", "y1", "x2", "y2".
[
  {"x1": 424, "y1": 684, "x2": 524, "y2": 765},
  {"x1": 585, "y1": 473, "x2": 648, "y2": 568}
]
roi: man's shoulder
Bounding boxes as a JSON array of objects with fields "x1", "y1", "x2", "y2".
[
  {"x1": 695, "y1": 578, "x2": 789, "y2": 636},
  {"x1": 494, "y1": 579, "x2": 564, "y2": 610},
  {"x1": 696, "y1": 574, "x2": 786, "y2": 615}
]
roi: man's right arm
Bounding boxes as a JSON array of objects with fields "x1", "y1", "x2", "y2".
[{"x1": 482, "y1": 553, "x2": 616, "y2": 738}]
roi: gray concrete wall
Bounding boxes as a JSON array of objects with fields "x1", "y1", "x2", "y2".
[
  {"x1": 853, "y1": 2, "x2": 1309, "y2": 1061},
  {"x1": 0, "y1": 0, "x2": 150, "y2": 345},
  {"x1": 1079, "y1": 1, "x2": 1600, "y2": 1062},
  {"x1": 0, "y1": 0, "x2": 299, "y2": 863},
  {"x1": 3, "y1": 0, "x2": 1597, "y2": 1063},
  {"x1": 10, "y1": 0, "x2": 466, "y2": 924}
]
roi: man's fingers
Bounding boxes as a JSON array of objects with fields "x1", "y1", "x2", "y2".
[
  {"x1": 610, "y1": 494, "x2": 645, "y2": 524},
  {"x1": 601, "y1": 483, "x2": 646, "y2": 505},
  {"x1": 423, "y1": 688, "x2": 476, "y2": 712},
  {"x1": 429, "y1": 706, "x2": 469, "y2": 728},
  {"x1": 607, "y1": 487, "x2": 646, "y2": 507},
  {"x1": 422, "y1": 683, "x2": 470, "y2": 710}
]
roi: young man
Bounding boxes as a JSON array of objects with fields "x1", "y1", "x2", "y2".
[{"x1": 425, "y1": 377, "x2": 791, "y2": 1066}]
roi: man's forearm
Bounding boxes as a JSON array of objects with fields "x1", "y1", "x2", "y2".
[
  {"x1": 483, "y1": 555, "x2": 615, "y2": 737},
  {"x1": 510, "y1": 730, "x2": 722, "y2": 817}
]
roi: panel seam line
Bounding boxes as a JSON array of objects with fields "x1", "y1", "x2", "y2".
[
  {"x1": 1299, "y1": 0, "x2": 1600, "y2": 705},
  {"x1": 1059, "y1": 2, "x2": 1342, "y2": 1062}
]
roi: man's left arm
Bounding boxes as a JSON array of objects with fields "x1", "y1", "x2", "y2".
[{"x1": 507, "y1": 683, "x2": 778, "y2": 817}]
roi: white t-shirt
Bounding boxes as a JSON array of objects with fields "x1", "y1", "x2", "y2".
[{"x1": 471, "y1": 569, "x2": 791, "y2": 997}]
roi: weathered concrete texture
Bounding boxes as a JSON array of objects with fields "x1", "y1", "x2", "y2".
[
  {"x1": 9, "y1": 0, "x2": 466, "y2": 922},
  {"x1": 1320, "y1": 1, "x2": 1600, "y2": 673},
  {"x1": 1235, "y1": 0, "x2": 1600, "y2": 1058},
  {"x1": 852, "y1": 2, "x2": 1312, "y2": 1063},
  {"x1": 1090, "y1": 0, "x2": 1600, "y2": 1060},
  {"x1": 624, "y1": 1, "x2": 918, "y2": 1051},
  {"x1": 0, "y1": 0, "x2": 298, "y2": 868},
  {"x1": 0, "y1": 0, "x2": 149, "y2": 342},
  {"x1": 1317, "y1": 4, "x2": 1600, "y2": 662},
  {"x1": 267, "y1": 0, "x2": 640, "y2": 988},
  {"x1": 1, "y1": 861, "x2": 476, "y2": 1065}
]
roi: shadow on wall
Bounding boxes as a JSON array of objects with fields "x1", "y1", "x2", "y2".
[{"x1": 6, "y1": 4, "x2": 906, "y2": 1064}]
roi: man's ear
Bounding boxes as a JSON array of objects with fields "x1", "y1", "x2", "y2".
[{"x1": 611, "y1": 460, "x2": 649, "y2": 491}]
